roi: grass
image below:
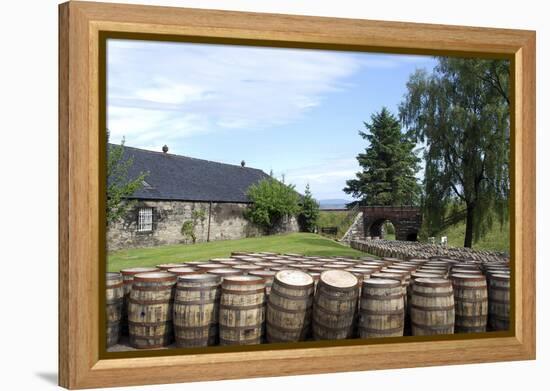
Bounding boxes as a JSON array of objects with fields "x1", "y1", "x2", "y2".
[
  {"x1": 317, "y1": 210, "x2": 354, "y2": 238},
  {"x1": 438, "y1": 218, "x2": 510, "y2": 252},
  {"x1": 107, "y1": 232, "x2": 365, "y2": 272}
]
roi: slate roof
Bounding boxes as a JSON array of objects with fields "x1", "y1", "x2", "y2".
[{"x1": 109, "y1": 144, "x2": 272, "y2": 203}]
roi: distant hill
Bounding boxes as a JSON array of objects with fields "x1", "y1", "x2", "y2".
[{"x1": 318, "y1": 199, "x2": 353, "y2": 210}]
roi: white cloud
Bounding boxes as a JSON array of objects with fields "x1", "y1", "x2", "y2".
[
  {"x1": 107, "y1": 40, "x2": 375, "y2": 146},
  {"x1": 277, "y1": 158, "x2": 360, "y2": 200}
]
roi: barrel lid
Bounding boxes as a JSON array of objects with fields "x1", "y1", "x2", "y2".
[
  {"x1": 156, "y1": 263, "x2": 184, "y2": 269},
  {"x1": 233, "y1": 264, "x2": 263, "y2": 270},
  {"x1": 217, "y1": 260, "x2": 244, "y2": 265},
  {"x1": 167, "y1": 267, "x2": 197, "y2": 275},
  {"x1": 324, "y1": 264, "x2": 349, "y2": 269},
  {"x1": 178, "y1": 273, "x2": 221, "y2": 283},
  {"x1": 450, "y1": 269, "x2": 482, "y2": 275},
  {"x1": 106, "y1": 272, "x2": 121, "y2": 279},
  {"x1": 411, "y1": 272, "x2": 441, "y2": 279},
  {"x1": 254, "y1": 262, "x2": 277, "y2": 267},
  {"x1": 355, "y1": 265, "x2": 380, "y2": 271},
  {"x1": 195, "y1": 263, "x2": 222, "y2": 269},
  {"x1": 414, "y1": 277, "x2": 451, "y2": 287},
  {"x1": 249, "y1": 270, "x2": 276, "y2": 277},
  {"x1": 210, "y1": 258, "x2": 236, "y2": 262},
  {"x1": 120, "y1": 267, "x2": 159, "y2": 275},
  {"x1": 275, "y1": 269, "x2": 313, "y2": 288},
  {"x1": 490, "y1": 273, "x2": 510, "y2": 281},
  {"x1": 450, "y1": 273, "x2": 486, "y2": 282},
  {"x1": 385, "y1": 268, "x2": 412, "y2": 276},
  {"x1": 240, "y1": 257, "x2": 261, "y2": 262},
  {"x1": 372, "y1": 272, "x2": 405, "y2": 280},
  {"x1": 134, "y1": 272, "x2": 177, "y2": 282},
  {"x1": 207, "y1": 268, "x2": 241, "y2": 275},
  {"x1": 320, "y1": 270, "x2": 358, "y2": 289},
  {"x1": 346, "y1": 268, "x2": 374, "y2": 275},
  {"x1": 222, "y1": 275, "x2": 265, "y2": 285},
  {"x1": 332, "y1": 261, "x2": 355, "y2": 266},
  {"x1": 382, "y1": 257, "x2": 400, "y2": 262},
  {"x1": 272, "y1": 259, "x2": 295, "y2": 264},
  {"x1": 407, "y1": 258, "x2": 428, "y2": 263},
  {"x1": 363, "y1": 278, "x2": 401, "y2": 288},
  {"x1": 231, "y1": 251, "x2": 250, "y2": 256}
]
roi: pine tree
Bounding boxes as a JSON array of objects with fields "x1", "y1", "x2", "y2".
[
  {"x1": 344, "y1": 107, "x2": 421, "y2": 206},
  {"x1": 298, "y1": 183, "x2": 320, "y2": 233}
]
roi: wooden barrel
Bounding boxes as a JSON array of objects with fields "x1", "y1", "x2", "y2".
[
  {"x1": 488, "y1": 273, "x2": 510, "y2": 331},
  {"x1": 195, "y1": 263, "x2": 223, "y2": 272},
  {"x1": 167, "y1": 267, "x2": 197, "y2": 276},
  {"x1": 232, "y1": 264, "x2": 263, "y2": 274},
  {"x1": 217, "y1": 259, "x2": 245, "y2": 266},
  {"x1": 207, "y1": 268, "x2": 242, "y2": 279},
  {"x1": 324, "y1": 264, "x2": 349, "y2": 270},
  {"x1": 210, "y1": 258, "x2": 238, "y2": 264},
  {"x1": 120, "y1": 266, "x2": 160, "y2": 335},
  {"x1": 410, "y1": 278, "x2": 455, "y2": 336},
  {"x1": 128, "y1": 272, "x2": 177, "y2": 348},
  {"x1": 266, "y1": 270, "x2": 314, "y2": 343},
  {"x1": 156, "y1": 263, "x2": 184, "y2": 271},
  {"x1": 451, "y1": 274, "x2": 488, "y2": 333},
  {"x1": 249, "y1": 270, "x2": 276, "y2": 293},
  {"x1": 358, "y1": 278, "x2": 404, "y2": 338},
  {"x1": 219, "y1": 275, "x2": 266, "y2": 345},
  {"x1": 312, "y1": 270, "x2": 359, "y2": 340},
  {"x1": 173, "y1": 274, "x2": 221, "y2": 348},
  {"x1": 106, "y1": 272, "x2": 123, "y2": 348}
]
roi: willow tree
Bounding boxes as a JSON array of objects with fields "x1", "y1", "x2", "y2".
[
  {"x1": 344, "y1": 107, "x2": 421, "y2": 206},
  {"x1": 400, "y1": 58, "x2": 510, "y2": 247}
]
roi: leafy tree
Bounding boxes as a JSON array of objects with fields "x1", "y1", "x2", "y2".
[
  {"x1": 181, "y1": 209, "x2": 207, "y2": 244},
  {"x1": 107, "y1": 132, "x2": 148, "y2": 225},
  {"x1": 344, "y1": 107, "x2": 421, "y2": 206},
  {"x1": 399, "y1": 58, "x2": 510, "y2": 247},
  {"x1": 245, "y1": 177, "x2": 301, "y2": 233},
  {"x1": 298, "y1": 183, "x2": 320, "y2": 233}
]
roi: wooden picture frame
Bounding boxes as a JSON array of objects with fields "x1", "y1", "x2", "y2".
[{"x1": 58, "y1": 1, "x2": 536, "y2": 389}]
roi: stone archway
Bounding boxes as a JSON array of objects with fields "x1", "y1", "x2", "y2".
[{"x1": 360, "y1": 206, "x2": 422, "y2": 241}]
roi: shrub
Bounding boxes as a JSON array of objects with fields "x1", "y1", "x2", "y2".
[{"x1": 245, "y1": 177, "x2": 301, "y2": 234}]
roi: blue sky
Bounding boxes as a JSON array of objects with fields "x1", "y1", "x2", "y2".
[{"x1": 107, "y1": 39, "x2": 437, "y2": 201}]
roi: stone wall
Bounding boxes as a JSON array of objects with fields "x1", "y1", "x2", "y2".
[
  {"x1": 107, "y1": 199, "x2": 299, "y2": 252},
  {"x1": 361, "y1": 206, "x2": 422, "y2": 241}
]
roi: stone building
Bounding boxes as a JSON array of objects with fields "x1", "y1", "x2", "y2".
[{"x1": 107, "y1": 145, "x2": 298, "y2": 251}]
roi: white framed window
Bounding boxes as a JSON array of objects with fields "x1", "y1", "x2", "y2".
[{"x1": 137, "y1": 207, "x2": 153, "y2": 232}]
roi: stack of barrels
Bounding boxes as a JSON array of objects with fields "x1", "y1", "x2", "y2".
[
  {"x1": 350, "y1": 239, "x2": 509, "y2": 264},
  {"x1": 106, "y1": 250, "x2": 511, "y2": 350}
]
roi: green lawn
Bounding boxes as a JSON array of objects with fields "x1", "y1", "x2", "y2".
[
  {"x1": 107, "y1": 232, "x2": 365, "y2": 272},
  {"x1": 438, "y1": 219, "x2": 510, "y2": 252},
  {"x1": 317, "y1": 210, "x2": 354, "y2": 238}
]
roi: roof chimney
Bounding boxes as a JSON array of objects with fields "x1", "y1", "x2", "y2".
[
  {"x1": 241, "y1": 160, "x2": 246, "y2": 168},
  {"x1": 162, "y1": 145, "x2": 169, "y2": 154}
]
